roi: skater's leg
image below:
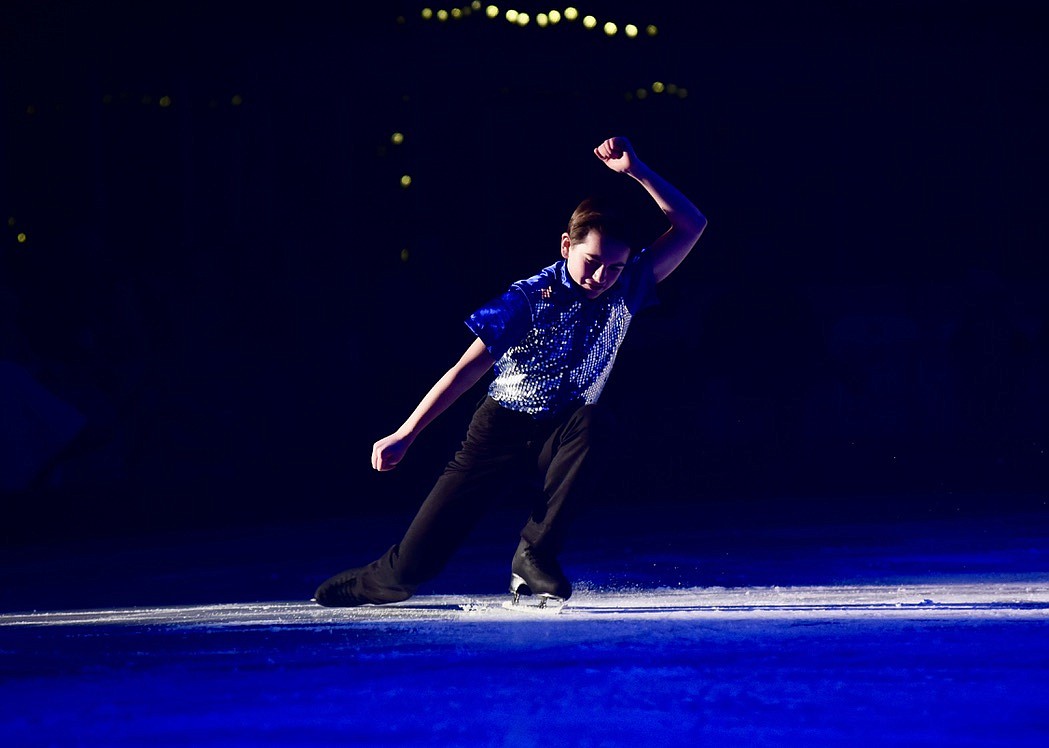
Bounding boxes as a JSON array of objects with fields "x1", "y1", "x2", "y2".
[
  {"x1": 391, "y1": 450, "x2": 518, "y2": 586},
  {"x1": 510, "y1": 404, "x2": 602, "y2": 603},
  {"x1": 315, "y1": 398, "x2": 531, "y2": 606},
  {"x1": 522, "y1": 403, "x2": 600, "y2": 554}
]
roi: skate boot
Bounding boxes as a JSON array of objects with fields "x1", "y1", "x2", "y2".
[
  {"x1": 313, "y1": 562, "x2": 414, "y2": 608},
  {"x1": 509, "y1": 539, "x2": 572, "y2": 608}
]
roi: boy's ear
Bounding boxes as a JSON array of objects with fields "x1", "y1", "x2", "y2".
[{"x1": 560, "y1": 233, "x2": 571, "y2": 259}]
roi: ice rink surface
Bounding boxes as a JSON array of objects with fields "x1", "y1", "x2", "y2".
[{"x1": 2, "y1": 499, "x2": 1048, "y2": 746}]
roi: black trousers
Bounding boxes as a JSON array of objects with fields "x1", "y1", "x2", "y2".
[{"x1": 366, "y1": 396, "x2": 599, "y2": 592}]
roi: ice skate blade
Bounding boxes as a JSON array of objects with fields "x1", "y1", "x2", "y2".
[
  {"x1": 507, "y1": 575, "x2": 565, "y2": 612},
  {"x1": 509, "y1": 573, "x2": 529, "y2": 601},
  {"x1": 501, "y1": 595, "x2": 566, "y2": 614}
]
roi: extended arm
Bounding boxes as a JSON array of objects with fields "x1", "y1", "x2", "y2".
[
  {"x1": 371, "y1": 337, "x2": 495, "y2": 471},
  {"x1": 594, "y1": 136, "x2": 707, "y2": 282}
]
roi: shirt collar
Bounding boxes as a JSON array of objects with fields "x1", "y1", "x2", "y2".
[{"x1": 555, "y1": 260, "x2": 587, "y2": 299}]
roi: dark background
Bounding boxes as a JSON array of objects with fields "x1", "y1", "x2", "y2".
[{"x1": 2, "y1": 1, "x2": 1046, "y2": 545}]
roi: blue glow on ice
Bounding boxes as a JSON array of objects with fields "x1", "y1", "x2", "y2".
[{"x1": 2, "y1": 505, "x2": 1048, "y2": 745}]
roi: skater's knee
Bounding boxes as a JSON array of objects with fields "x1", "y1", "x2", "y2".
[
  {"x1": 567, "y1": 404, "x2": 599, "y2": 435},
  {"x1": 564, "y1": 404, "x2": 613, "y2": 450}
]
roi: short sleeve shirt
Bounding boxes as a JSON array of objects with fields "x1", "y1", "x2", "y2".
[{"x1": 465, "y1": 250, "x2": 658, "y2": 416}]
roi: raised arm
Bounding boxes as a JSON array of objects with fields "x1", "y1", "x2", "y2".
[
  {"x1": 594, "y1": 136, "x2": 707, "y2": 283},
  {"x1": 371, "y1": 338, "x2": 495, "y2": 471}
]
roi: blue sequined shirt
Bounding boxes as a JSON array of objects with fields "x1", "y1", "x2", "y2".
[{"x1": 465, "y1": 250, "x2": 658, "y2": 416}]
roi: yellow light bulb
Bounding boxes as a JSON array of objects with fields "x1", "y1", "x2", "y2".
[
  {"x1": 548, "y1": 10, "x2": 561, "y2": 23},
  {"x1": 400, "y1": 175, "x2": 412, "y2": 188},
  {"x1": 582, "y1": 15, "x2": 596, "y2": 29},
  {"x1": 422, "y1": 8, "x2": 434, "y2": 19},
  {"x1": 646, "y1": 24, "x2": 658, "y2": 36},
  {"x1": 391, "y1": 132, "x2": 405, "y2": 145},
  {"x1": 624, "y1": 24, "x2": 637, "y2": 38},
  {"x1": 564, "y1": 7, "x2": 578, "y2": 21},
  {"x1": 603, "y1": 22, "x2": 617, "y2": 36},
  {"x1": 486, "y1": 5, "x2": 499, "y2": 18}
]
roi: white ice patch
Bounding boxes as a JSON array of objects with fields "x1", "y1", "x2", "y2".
[{"x1": 3, "y1": 583, "x2": 1049, "y2": 628}]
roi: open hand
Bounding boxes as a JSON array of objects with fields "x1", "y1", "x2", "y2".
[{"x1": 594, "y1": 136, "x2": 639, "y2": 174}]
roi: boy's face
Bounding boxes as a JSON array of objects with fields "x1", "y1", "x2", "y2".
[{"x1": 561, "y1": 230, "x2": 631, "y2": 299}]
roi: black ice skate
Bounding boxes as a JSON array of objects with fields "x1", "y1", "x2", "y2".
[
  {"x1": 313, "y1": 564, "x2": 414, "y2": 608},
  {"x1": 509, "y1": 539, "x2": 572, "y2": 608}
]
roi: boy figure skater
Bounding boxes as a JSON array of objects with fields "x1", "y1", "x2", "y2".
[{"x1": 314, "y1": 136, "x2": 706, "y2": 607}]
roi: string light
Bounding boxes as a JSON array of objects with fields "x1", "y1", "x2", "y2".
[
  {"x1": 400, "y1": 175, "x2": 412, "y2": 188},
  {"x1": 391, "y1": 132, "x2": 405, "y2": 145},
  {"x1": 415, "y1": 5, "x2": 653, "y2": 41},
  {"x1": 17, "y1": 233, "x2": 27, "y2": 244},
  {"x1": 627, "y1": 82, "x2": 688, "y2": 101}
]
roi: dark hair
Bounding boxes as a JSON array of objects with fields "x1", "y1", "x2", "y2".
[{"x1": 566, "y1": 197, "x2": 633, "y2": 247}]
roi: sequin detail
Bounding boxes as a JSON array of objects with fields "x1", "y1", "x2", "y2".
[
  {"x1": 466, "y1": 255, "x2": 658, "y2": 417},
  {"x1": 489, "y1": 292, "x2": 634, "y2": 414}
]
